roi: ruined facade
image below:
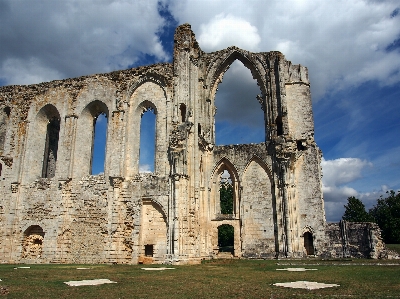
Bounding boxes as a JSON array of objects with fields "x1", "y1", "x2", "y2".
[{"x1": 0, "y1": 24, "x2": 384, "y2": 264}]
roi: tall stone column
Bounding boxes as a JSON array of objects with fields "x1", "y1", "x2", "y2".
[
  {"x1": 108, "y1": 110, "x2": 125, "y2": 177},
  {"x1": 59, "y1": 114, "x2": 78, "y2": 179}
]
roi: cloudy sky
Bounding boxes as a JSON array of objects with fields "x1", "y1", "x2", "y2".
[{"x1": 1, "y1": 0, "x2": 399, "y2": 221}]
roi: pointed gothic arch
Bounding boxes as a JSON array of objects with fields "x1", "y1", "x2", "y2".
[
  {"x1": 210, "y1": 158, "x2": 240, "y2": 218},
  {"x1": 243, "y1": 155, "x2": 274, "y2": 182},
  {"x1": 127, "y1": 74, "x2": 169, "y2": 101},
  {"x1": 24, "y1": 104, "x2": 61, "y2": 181},
  {"x1": 302, "y1": 226, "x2": 315, "y2": 256},
  {"x1": 0, "y1": 106, "x2": 11, "y2": 153},
  {"x1": 140, "y1": 198, "x2": 168, "y2": 263},
  {"x1": 206, "y1": 50, "x2": 271, "y2": 144},
  {"x1": 241, "y1": 156, "x2": 276, "y2": 256},
  {"x1": 125, "y1": 80, "x2": 168, "y2": 177},
  {"x1": 208, "y1": 50, "x2": 267, "y2": 101},
  {"x1": 73, "y1": 100, "x2": 109, "y2": 178}
]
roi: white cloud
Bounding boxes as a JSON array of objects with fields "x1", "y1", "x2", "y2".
[
  {"x1": 139, "y1": 164, "x2": 152, "y2": 173},
  {"x1": 1, "y1": 58, "x2": 63, "y2": 86},
  {"x1": 321, "y1": 157, "x2": 374, "y2": 221},
  {"x1": 169, "y1": 0, "x2": 400, "y2": 100},
  {"x1": 0, "y1": 0, "x2": 168, "y2": 85},
  {"x1": 198, "y1": 14, "x2": 261, "y2": 52},
  {"x1": 215, "y1": 61, "x2": 263, "y2": 129},
  {"x1": 321, "y1": 157, "x2": 372, "y2": 204},
  {"x1": 321, "y1": 157, "x2": 372, "y2": 188}
]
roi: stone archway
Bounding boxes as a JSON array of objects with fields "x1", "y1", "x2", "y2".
[
  {"x1": 22, "y1": 225, "x2": 45, "y2": 259},
  {"x1": 139, "y1": 199, "x2": 167, "y2": 264}
]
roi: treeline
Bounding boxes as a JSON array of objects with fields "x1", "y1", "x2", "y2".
[{"x1": 342, "y1": 190, "x2": 400, "y2": 244}]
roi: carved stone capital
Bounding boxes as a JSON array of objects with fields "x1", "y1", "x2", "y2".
[
  {"x1": 32, "y1": 178, "x2": 51, "y2": 190},
  {"x1": 58, "y1": 178, "x2": 72, "y2": 191},
  {"x1": 198, "y1": 135, "x2": 214, "y2": 152},
  {"x1": 1, "y1": 156, "x2": 13, "y2": 167},
  {"x1": 11, "y1": 182, "x2": 19, "y2": 193},
  {"x1": 110, "y1": 176, "x2": 124, "y2": 189},
  {"x1": 171, "y1": 173, "x2": 189, "y2": 181}
]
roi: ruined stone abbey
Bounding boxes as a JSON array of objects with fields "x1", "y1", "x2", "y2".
[{"x1": 0, "y1": 24, "x2": 385, "y2": 264}]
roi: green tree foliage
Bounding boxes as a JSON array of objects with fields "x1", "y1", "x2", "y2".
[
  {"x1": 218, "y1": 224, "x2": 234, "y2": 248},
  {"x1": 220, "y1": 183, "x2": 233, "y2": 214},
  {"x1": 342, "y1": 196, "x2": 373, "y2": 222},
  {"x1": 369, "y1": 190, "x2": 400, "y2": 244}
]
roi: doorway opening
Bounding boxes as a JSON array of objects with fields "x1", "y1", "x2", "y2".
[
  {"x1": 144, "y1": 244, "x2": 154, "y2": 257},
  {"x1": 218, "y1": 224, "x2": 234, "y2": 254},
  {"x1": 304, "y1": 232, "x2": 315, "y2": 255}
]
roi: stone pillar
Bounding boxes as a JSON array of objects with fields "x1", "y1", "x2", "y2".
[
  {"x1": 108, "y1": 110, "x2": 125, "y2": 177},
  {"x1": 59, "y1": 114, "x2": 78, "y2": 179},
  {"x1": 280, "y1": 160, "x2": 292, "y2": 256}
]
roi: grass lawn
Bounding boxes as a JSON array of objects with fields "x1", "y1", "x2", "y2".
[
  {"x1": 0, "y1": 259, "x2": 399, "y2": 298},
  {"x1": 386, "y1": 244, "x2": 400, "y2": 254}
]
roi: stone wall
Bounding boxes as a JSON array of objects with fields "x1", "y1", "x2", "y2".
[
  {"x1": 323, "y1": 221, "x2": 386, "y2": 259},
  {"x1": 0, "y1": 23, "x2": 386, "y2": 264}
]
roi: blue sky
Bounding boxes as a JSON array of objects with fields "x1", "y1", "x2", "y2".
[{"x1": 1, "y1": 0, "x2": 399, "y2": 221}]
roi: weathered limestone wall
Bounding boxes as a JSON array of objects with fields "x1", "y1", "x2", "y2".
[
  {"x1": 241, "y1": 158, "x2": 275, "y2": 257},
  {"x1": 0, "y1": 23, "x2": 385, "y2": 264},
  {"x1": 323, "y1": 221, "x2": 386, "y2": 259}
]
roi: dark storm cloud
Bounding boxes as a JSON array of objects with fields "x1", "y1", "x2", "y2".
[
  {"x1": 0, "y1": 0, "x2": 169, "y2": 85},
  {"x1": 215, "y1": 61, "x2": 264, "y2": 129}
]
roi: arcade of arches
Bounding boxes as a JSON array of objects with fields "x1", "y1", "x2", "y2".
[{"x1": 0, "y1": 24, "x2": 386, "y2": 264}]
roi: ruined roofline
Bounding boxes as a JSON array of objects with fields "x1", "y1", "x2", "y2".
[
  {"x1": 175, "y1": 23, "x2": 286, "y2": 61},
  {"x1": 203, "y1": 46, "x2": 285, "y2": 60},
  {"x1": 214, "y1": 142, "x2": 268, "y2": 149},
  {"x1": 1, "y1": 23, "x2": 306, "y2": 99},
  {"x1": 0, "y1": 62, "x2": 173, "y2": 98}
]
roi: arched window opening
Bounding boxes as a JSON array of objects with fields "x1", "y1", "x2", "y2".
[
  {"x1": 139, "y1": 108, "x2": 156, "y2": 173},
  {"x1": 74, "y1": 100, "x2": 109, "y2": 178},
  {"x1": 304, "y1": 232, "x2": 315, "y2": 255},
  {"x1": 0, "y1": 163, "x2": 2, "y2": 177},
  {"x1": 179, "y1": 103, "x2": 186, "y2": 122},
  {"x1": 91, "y1": 112, "x2": 108, "y2": 175},
  {"x1": 215, "y1": 60, "x2": 264, "y2": 145},
  {"x1": 198, "y1": 123, "x2": 202, "y2": 136},
  {"x1": 220, "y1": 170, "x2": 233, "y2": 215},
  {"x1": 0, "y1": 107, "x2": 11, "y2": 152},
  {"x1": 42, "y1": 117, "x2": 60, "y2": 178},
  {"x1": 218, "y1": 224, "x2": 234, "y2": 254},
  {"x1": 276, "y1": 116, "x2": 283, "y2": 136},
  {"x1": 22, "y1": 225, "x2": 45, "y2": 259}
]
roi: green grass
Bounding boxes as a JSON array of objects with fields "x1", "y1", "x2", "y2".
[
  {"x1": 386, "y1": 244, "x2": 400, "y2": 254},
  {"x1": 0, "y1": 259, "x2": 399, "y2": 298}
]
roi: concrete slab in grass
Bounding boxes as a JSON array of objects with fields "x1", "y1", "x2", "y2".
[{"x1": 273, "y1": 281, "x2": 339, "y2": 290}]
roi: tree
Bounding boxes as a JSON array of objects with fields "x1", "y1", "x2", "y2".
[
  {"x1": 218, "y1": 224, "x2": 234, "y2": 247},
  {"x1": 342, "y1": 196, "x2": 373, "y2": 222},
  {"x1": 369, "y1": 190, "x2": 400, "y2": 244}
]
